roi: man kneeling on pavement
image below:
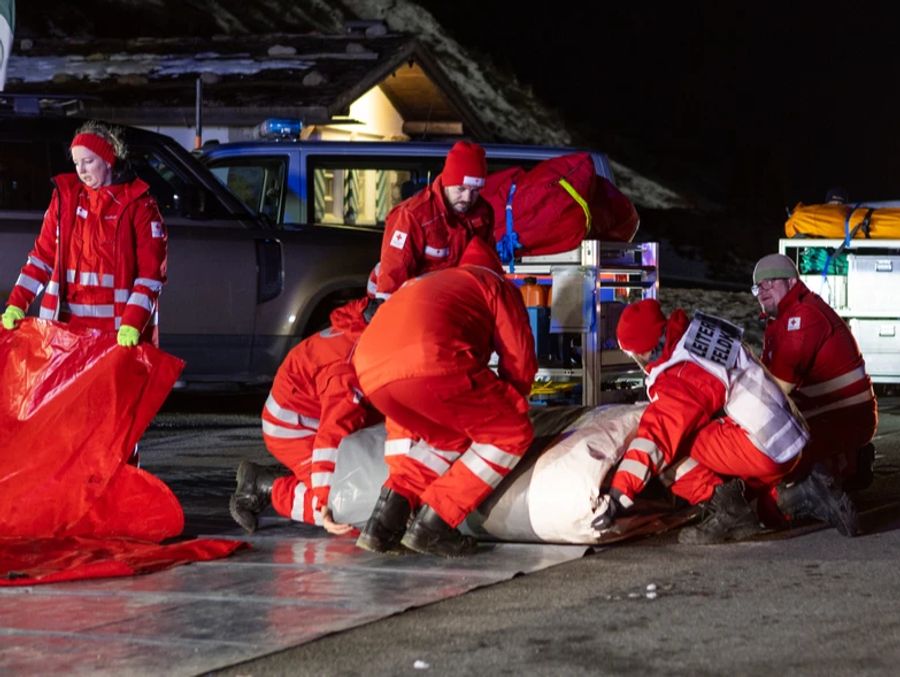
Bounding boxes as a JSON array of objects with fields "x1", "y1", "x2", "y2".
[{"x1": 593, "y1": 298, "x2": 858, "y2": 544}]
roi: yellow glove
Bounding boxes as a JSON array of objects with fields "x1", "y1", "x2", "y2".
[
  {"x1": 1, "y1": 306, "x2": 25, "y2": 330},
  {"x1": 117, "y1": 325, "x2": 141, "y2": 347}
]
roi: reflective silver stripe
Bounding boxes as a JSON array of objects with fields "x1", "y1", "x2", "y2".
[
  {"x1": 290, "y1": 481, "x2": 308, "y2": 522},
  {"x1": 266, "y1": 394, "x2": 297, "y2": 424},
  {"x1": 134, "y1": 277, "x2": 164, "y2": 292},
  {"x1": 468, "y1": 442, "x2": 520, "y2": 470},
  {"x1": 408, "y1": 442, "x2": 453, "y2": 476},
  {"x1": 460, "y1": 448, "x2": 504, "y2": 488},
  {"x1": 115, "y1": 317, "x2": 122, "y2": 329},
  {"x1": 802, "y1": 389, "x2": 875, "y2": 419},
  {"x1": 797, "y1": 366, "x2": 868, "y2": 398},
  {"x1": 66, "y1": 303, "x2": 115, "y2": 318},
  {"x1": 262, "y1": 419, "x2": 315, "y2": 439},
  {"x1": 73, "y1": 271, "x2": 115, "y2": 287},
  {"x1": 375, "y1": 291, "x2": 392, "y2": 301},
  {"x1": 628, "y1": 437, "x2": 663, "y2": 466},
  {"x1": 674, "y1": 457, "x2": 699, "y2": 481},
  {"x1": 15, "y1": 273, "x2": 44, "y2": 295},
  {"x1": 126, "y1": 292, "x2": 154, "y2": 313},
  {"x1": 311, "y1": 472, "x2": 332, "y2": 488},
  {"x1": 618, "y1": 458, "x2": 651, "y2": 483},
  {"x1": 114, "y1": 289, "x2": 129, "y2": 303},
  {"x1": 264, "y1": 393, "x2": 320, "y2": 428},
  {"x1": 46, "y1": 281, "x2": 59, "y2": 296},
  {"x1": 27, "y1": 255, "x2": 52, "y2": 274},
  {"x1": 617, "y1": 494, "x2": 634, "y2": 509},
  {"x1": 312, "y1": 447, "x2": 338, "y2": 464},
  {"x1": 385, "y1": 438, "x2": 413, "y2": 457},
  {"x1": 424, "y1": 245, "x2": 450, "y2": 258},
  {"x1": 39, "y1": 307, "x2": 55, "y2": 319}
]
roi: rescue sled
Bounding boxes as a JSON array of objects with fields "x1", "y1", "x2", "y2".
[{"x1": 785, "y1": 202, "x2": 900, "y2": 239}]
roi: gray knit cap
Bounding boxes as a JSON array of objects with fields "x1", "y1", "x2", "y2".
[{"x1": 753, "y1": 254, "x2": 799, "y2": 284}]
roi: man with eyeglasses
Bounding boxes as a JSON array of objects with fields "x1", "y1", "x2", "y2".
[{"x1": 752, "y1": 253, "x2": 877, "y2": 507}]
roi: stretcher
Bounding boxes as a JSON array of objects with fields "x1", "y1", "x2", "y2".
[{"x1": 328, "y1": 403, "x2": 696, "y2": 545}]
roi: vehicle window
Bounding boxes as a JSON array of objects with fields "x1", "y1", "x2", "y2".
[
  {"x1": 308, "y1": 156, "x2": 444, "y2": 228},
  {"x1": 127, "y1": 146, "x2": 200, "y2": 217},
  {"x1": 208, "y1": 157, "x2": 286, "y2": 224},
  {"x1": 0, "y1": 139, "x2": 53, "y2": 210}
]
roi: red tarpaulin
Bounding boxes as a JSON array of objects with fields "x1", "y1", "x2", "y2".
[{"x1": 0, "y1": 319, "x2": 246, "y2": 585}]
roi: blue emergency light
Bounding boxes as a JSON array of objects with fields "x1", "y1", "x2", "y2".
[{"x1": 256, "y1": 118, "x2": 303, "y2": 140}]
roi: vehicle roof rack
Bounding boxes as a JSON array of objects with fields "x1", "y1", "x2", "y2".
[{"x1": 0, "y1": 93, "x2": 99, "y2": 117}]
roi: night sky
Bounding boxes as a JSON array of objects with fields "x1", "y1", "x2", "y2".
[{"x1": 421, "y1": 3, "x2": 900, "y2": 215}]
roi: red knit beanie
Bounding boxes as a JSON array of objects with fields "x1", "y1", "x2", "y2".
[
  {"x1": 616, "y1": 299, "x2": 667, "y2": 353},
  {"x1": 70, "y1": 133, "x2": 117, "y2": 166},
  {"x1": 442, "y1": 141, "x2": 487, "y2": 188}
]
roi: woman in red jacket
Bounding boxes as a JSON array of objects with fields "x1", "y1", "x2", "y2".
[{"x1": 2, "y1": 121, "x2": 167, "y2": 347}]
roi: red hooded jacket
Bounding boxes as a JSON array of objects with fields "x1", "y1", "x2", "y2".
[
  {"x1": 355, "y1": 237, "x2": 536, "y2": 399},
  {"x1": 263, "y1": 297, "x2": 381, "y2": 505}
]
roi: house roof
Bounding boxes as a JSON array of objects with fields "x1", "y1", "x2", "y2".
[{"x1": 4, "y1": 28, "x2": 492, "y2": 138}]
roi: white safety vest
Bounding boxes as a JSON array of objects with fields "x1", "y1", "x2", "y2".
[{"x1": 646, "y1": 312, "x2": 808, "y2": 463}]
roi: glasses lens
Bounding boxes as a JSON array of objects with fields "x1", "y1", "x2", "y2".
[{"x1": 751, "y1": 284, "x2": 760, "y2": 296}]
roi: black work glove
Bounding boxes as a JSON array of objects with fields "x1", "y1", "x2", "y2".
[
  {"x1": 363, "y1": 298, "x2": 384, "y2": 324},
  {"x1": 591, "y1": 489, "x2": 625, "y2": 532}
]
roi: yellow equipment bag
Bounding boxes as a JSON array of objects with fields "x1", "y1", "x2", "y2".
[{"x1": 785, "y1": 203, "x2": 900, "y2": 239}]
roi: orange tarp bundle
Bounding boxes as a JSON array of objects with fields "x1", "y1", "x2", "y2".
[
  {"x1": 785, "y1": 203, "x2": 900, "y2": 239},
  {"x1": 0, "y1": 319, "x2": 245, "y2": 585}
]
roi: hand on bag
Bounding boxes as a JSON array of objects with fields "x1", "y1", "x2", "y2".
[
  {"x1": 320, "y1": 507, "x2": 355, "y2": 536},
  {"x1": 1, "y1": 306, "x2": 25, "y2": 330},
  {"x1": 591, "y1": 490, "x2": 624, "y2": 532},
  {"x1": 117, "y1": 325, "x2": 141, "y2": 347}
]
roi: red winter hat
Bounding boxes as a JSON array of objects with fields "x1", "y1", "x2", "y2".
[
  {"x1": 442, "y1": 141, "x2": 487, "y2": 188},
  {"x1": 459, "y1": 236, "x2": 504, "y2": 275},
  {"x1": 616, "y1": 299, "x2": 667, "y2": 354},
  {"x1": 70, "y1": 133, "x2": 117, "y2": 166}
]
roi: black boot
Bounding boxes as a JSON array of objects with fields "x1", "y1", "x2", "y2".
[
  {"x1": 356, "y1": 488, "x2": 412, "y2": 554},
  {"x1": 229, "y1": 460, "x2": 281, "y2": 534},
  {"x1": 776, "y1": 465, "x2": 859, "y2": 536},
  {"x1": 842, "y1": 443, "x2": 876, "y2": 493},
  {"x1": 678, "y1": 479, "x2": 763, "y2": 545},
  {"x1": 400, "y1": 505, "x2": 478, "y2": 558}
]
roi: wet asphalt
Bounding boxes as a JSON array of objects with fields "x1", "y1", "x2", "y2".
[{"x1": 145, "y1": 392, "x2": 900, "y2": 676}]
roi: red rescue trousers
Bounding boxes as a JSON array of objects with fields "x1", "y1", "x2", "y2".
[
  {"x1": 665, "y1": 417, "x2": 800, "y2": 505},
  {"x1": 265, "y1": 427, "x2": 320, "y2": 526},
  {"x1": 793, "y1": 403, "x2": 877, "y2": 481},
  {"x1": 368, "y1": 369, "x2": 533, "y2": 528}
]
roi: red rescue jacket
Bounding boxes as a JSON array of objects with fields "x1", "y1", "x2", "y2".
[
  {"x1": 8, "y1": 172, "x2": 167, "y2": 345},
  {"x1": 763, "y1": 280, "x2": 876, "y2": 422},
  {"x1": 355, "y1": 239, "x2": 537, "y2": 400},
  {"x1": 375, "y1": 174, "x2": 493, "y2": 299},
  {"x1": 262, "y1": 298, "x2": 381, "y2": 505}
]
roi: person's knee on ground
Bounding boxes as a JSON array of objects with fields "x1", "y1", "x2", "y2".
[{"x1": 229, "y1": 460, "x2": 283, "y2": 534}]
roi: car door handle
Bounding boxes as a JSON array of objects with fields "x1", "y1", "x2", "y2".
[{"x1": 255, "y1": 238, "x2": 283, "y2": 303}]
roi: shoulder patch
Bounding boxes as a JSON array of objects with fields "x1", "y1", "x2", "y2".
[
  {"x1": 150, "y1": 221, "x2": 165, "y2": 238},
  {"x1": 787, "y1": 316, "x2": 801, "y2": 331},
  {"x1": 389, "y1": 230, "x2": 408, "y2": 250}
]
